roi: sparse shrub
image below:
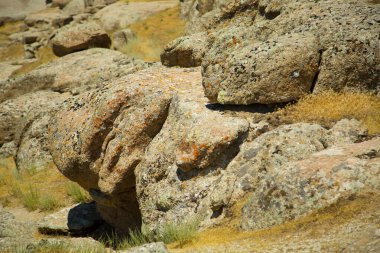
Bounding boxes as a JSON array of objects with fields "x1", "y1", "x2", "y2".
[
  {"x1": 280, "y1": 91, "x2": 380, "y2": 135},
  {"x1": 22, "y1": 184, "x2": 40, "y2": 211},
  {"x1": 100, "y1": 218, "x2": 200, "y2": 250},
  {"x1": 161, "y1": 218, "x2": 200, "y2": 247},
  {"x1": 39, "y1": 195, "x2": 60, "y2": 211},
  {"x1": 66, "y1": 182, "x2": 91, "y2": 203}
]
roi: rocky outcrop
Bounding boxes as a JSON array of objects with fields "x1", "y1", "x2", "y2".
[
  {"x1": 94, "y1": 1, "x2": 178, "y2": 32},
  {"x1": 0, "y1": 48, "x2": 150, "y2": 102},
  {"x1": 241, "y1": 137, "x2": 380, "y2": 230},
  {"x1": 112, "y1": 29, "x2": 136, "y2": 51},
  {"x1": 51, "y1": 21, "x2": 111, "y2": 56},
  {"x1": 161, "y1": 33, "x2": 208, "y2": 68},
  {"x1": 0, "y1": 91, "x2": 70, "y2": 169},
  {"x1": 173, "y1": 0, "x2": 380, "y2": 104},
  {"x1": 24, "y1": 7, "x2": 72, "y2": 29},
  {"x1": 48, "y1": 66, "x2": 201, "y2": 232}
]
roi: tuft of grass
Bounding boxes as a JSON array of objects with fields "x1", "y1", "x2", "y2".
[
  {"x1": 0, "y1": 158, "x2": 72, "y2": 211},
  {"x1": 161, "y1": 218, "x2": 200, "y2": 248},
  {"x1": 280, "y1": 91, "x2": 380, "y2": 135},
  {"x1": 21, "y1": 184, "x2": 40, "y2": 211},
  {"x1": 100, "y1": 218, "x2": 200, "y2": 250},
  {"x1": 65, "y1": 182, "x2": 91, "y2": 203},
  {"x1": 39, "y1": 195, "x2": 60, "y2": 211}
]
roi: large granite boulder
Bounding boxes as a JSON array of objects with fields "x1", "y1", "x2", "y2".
[
  {"x1": 161, "y1": 33, "x2": 208, "y2": 68},
  {"x1": 51, "y1": 21, "x2": 111, "y2": 56},
  {"x1": 0, "y1": 91, "x2": 70, "y2": 170},
  {"x1": 0, "y1": 48, "x2": 150, "y2": 102},
  {"x1": 172, "y1": 0, "x2": 379, "y2": 104},
  {"x1": 48, "y1": 66, "x2": 202, "y2": 232},
  {"x1": 241, "y1": 137, "x2": 380, "y2": 230},
  {"x1": 24, "y1": 7, "x2": 72, "y2": 29}
]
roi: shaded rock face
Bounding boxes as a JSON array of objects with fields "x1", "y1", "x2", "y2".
[
  {"x1": 48, "y1": 67, "x2": 202, "y2": 232},
  {"x1": 51, "y1": 21, "x2": 111, "y2": 56},
  {"x1": 241, "y1": 137, "x2": 380, "y2": 230},
  {"x1": 172, "y1": 0, "x2": 379, "y2": 104},
  {"x1": 38, "y1": 202, "x2": 103, "y2": 235},
  {"x1": 0, "y1": 48, "x2": 150, "y2": 102}
]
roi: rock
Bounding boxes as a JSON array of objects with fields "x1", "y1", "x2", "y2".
[
  {"x1": 0, "y1": 208, "x2": 38, "y2": 250},
  {"x1": 137, "y1": 117, "x2": 368, "y2": 232},
  {"x1": 24, "y1": 7, "x2": 73, "y2": 29},
  {"x1": 0, "y1": 141, "x2": 17, "y2": 158},
  {"x1": 112, "y1": 29, "x2": 136, "y2": 51},
  {"x1": 0, "y1": 62, "x2": 22, "y2": 82},
  {"x1": 0, "y1": 48, "x2": 150, "y2": 102},
  {"x1": 161, "y1": 33, "x2": 207, "y2": 68},
  {"x1": 51, "y1": 21, "x2": 111, "y2": 56},
  {"x1": 94, "y1": 1, "x2": 178, "y2": 32},
  {"x1": 38, "y1": 202, "x2": 103, "y2": 235},
  {"x1": 52, "y1": 0, "x2": 71, "y2": 9},
  {"x1": 136, "y1": 93, "x2": 249, "y2": 231},
  {"x1": 62, "y1": 0, "x2": 86, "y2": 16},
  {"x1": 241, "y1": 137, "x2": 380, "y2": 230},
  {"x1": 177, "y1": 0, "x2": 379, "y2": 104},
  {"x1": 0, "y1": 91, "x2": 70, "y2": 168},
  {"x1": 119, "y1": 242, "x2": 170, "y2": 253},
  {"x1": 48, "y1": 66, "x2": 202, "y2": 232},
  {"x1": 203, "y1": 33, "x2": 320, "y2": 104}
]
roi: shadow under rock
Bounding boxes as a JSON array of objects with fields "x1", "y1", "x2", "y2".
[{"x1": 205, "y1": 102, "x2": 287, "y2": 114}]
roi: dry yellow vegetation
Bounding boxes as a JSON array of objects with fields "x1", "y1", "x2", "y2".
[
  {"x1": 280, "y1": 91, "x2": 380, "y2": 135},
  {"x1": 120, "y1": 5, "x2": 185, "y2": 62},
  {"x1": 0, "y1": 157, "x2": 88, "y2": 212},
  {"x1": 170, "y1": 192, "x2": 380, "y2": 252}
]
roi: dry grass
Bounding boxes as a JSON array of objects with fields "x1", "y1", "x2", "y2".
[
  {"x1": 279, "y1": 91, "x2": 380, "y2": 135},
  {"x1": 0, "y1": 157, "x2": 86, "y2": 211},
  {"x1": 0, "y1": 21, "x2": 25, "y2": 62},
  {"x1": 119, "y1": 5, "x2": 185, "y2": 62},
  {"x1": 170, "y1": 192, "x2": 380, "y2": 252}
]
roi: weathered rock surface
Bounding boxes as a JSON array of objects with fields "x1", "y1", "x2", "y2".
[
  {"x1": 137, "y1": 118, "x2": 368, "y2": 231},
  {"x1": 0, "y1": 48, "x2": 150, "y2": 102},
  {"x1": 0, "y1": 90, "x2": 68, "y2": 147},
  {"x1": 48, "y1": 66, "x2": 201, "y2": 232},
  {"x1": 51, "y1": 21, "x2": 111, "y2": 56},
  {"x1": 174, "y1": 0, "x2": 380, "y2": 104},
  {"x1": 94, "y1": 1, "x2": 178, "y2": 31},
  {"x1": 0, "y1": 208, "x2": 38, "y2": 250},
  {"x1": 112, "y1": 29, "x2": 136, "y2": 51},
  {"x1": 38, "y1": 202, "x2": 103, "y2": 235},
  {"x1": 0, "y1": 62, "x2": 23, "y2": 82},
  {"x1": 24, "y1": 7, "x2": 72, "y2": 29},
  {"x1": 120, "y1": 242, "x2": 170, "y2": 253},
  {"x1": 161, "y1": 33, "x2": 207, "y2": 68},
  {"x1": 241, "y1": 137, "x2": 380, "y2": 230}
]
